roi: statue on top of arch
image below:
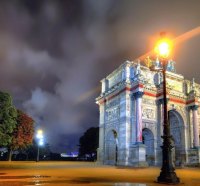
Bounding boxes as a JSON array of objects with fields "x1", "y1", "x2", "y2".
[
  {"x1": 191, "y1": 78, "x2": 196, "y2": 91},
  {"x1": 167, "y1": 60, "x2": 176, "y2": 73},
  {"x1": 135, "y1": 60, "x2": 141, "y2": 76},
  {"x1": 144, "y1": 56, "x2": 176, "y2": 73},
  {"x1": 144, "y1": 56, "x2": 162, "y2": 69},
  {"x1": 144, "y1": 56, "x2": 153, "y2": 68}
]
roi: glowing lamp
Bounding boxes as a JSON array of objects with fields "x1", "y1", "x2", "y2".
[
  {"x1": 36, "y1": 129, "x2": 44, "y2": 162},
  {"x1": 155, "y1": 38, "x2": 172, "y2": 58},
  {"x1": 36, "y1": 129, "x2": 43, "y2": 139},
  {"x1": 38, "y1": 139, "x2": 44, "y2": 146}
]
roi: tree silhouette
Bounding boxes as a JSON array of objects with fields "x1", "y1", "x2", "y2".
[{"x1": 78, "y1": 127, "x2": 99, "y2": 160}]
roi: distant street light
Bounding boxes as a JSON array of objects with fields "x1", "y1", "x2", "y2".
[
  {"x1": 36, "y1": 129, "x2": 44, "y2": 162},
  {"x1": 150, "y1": 33, "x2": 180, "y2": 184}
]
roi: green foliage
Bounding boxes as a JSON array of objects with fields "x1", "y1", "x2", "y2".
[
  {"x1": 0, "y1": 92, "x2": 17, "y2": 146},
  {"x1": 78, "y1": 127, "x2": 99, "y2": 158}
]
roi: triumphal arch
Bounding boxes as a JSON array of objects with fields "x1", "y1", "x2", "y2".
[{"x1": 96, "y1": 59, "x2": 200, "y2": 166}]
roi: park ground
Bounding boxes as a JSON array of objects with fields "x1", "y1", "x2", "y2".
[{"x1": 0, "y1": 161, "x2": 199, "y2": 186}]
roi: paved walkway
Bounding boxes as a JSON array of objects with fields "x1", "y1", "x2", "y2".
[{"x1": 0, "y1": 161, "x2": 199, "y2": 186}]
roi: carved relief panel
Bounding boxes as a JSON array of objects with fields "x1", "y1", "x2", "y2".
[
  {"x1": 105, "y1": 97, "x2": 120, "y2": 122},
  {"x1": 142, "y1": 107, "x2": 155, "y2": 120},
  {"x1": 106, "y1": 107, "x2": 120, "y2": 121}
]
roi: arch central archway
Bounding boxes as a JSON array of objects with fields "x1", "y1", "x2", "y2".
[{"x1": 169, "y1": 110, "x2": 185, "y2": 166}]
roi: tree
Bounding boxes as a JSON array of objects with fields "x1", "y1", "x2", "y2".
[
  {"x1": 8, "y1": 110, "x2": 34, "y2": 161},
  {"x1": 21, "y1": 139, "x2": 38, "y2": 161},
  {"x1": 0, "y1": 92, "x2": 17, "y2": 147},
  {"x1": 78, "y1": 127, "x2": 99, "y2": 160},
  {"x1": 16, "y1": 140, "x2": 51, "y2": 161}
]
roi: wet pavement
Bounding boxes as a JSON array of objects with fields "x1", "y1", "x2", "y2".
[{"x1": 0, "y1": 162, "x2": 199, "y2": 186}]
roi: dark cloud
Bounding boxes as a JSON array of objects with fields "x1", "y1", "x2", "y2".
[{"x1": 0, "y1": 0, "x2": 200, "y2": 152}]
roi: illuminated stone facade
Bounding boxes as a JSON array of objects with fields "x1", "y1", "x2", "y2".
[{"x1": 96, "y1": 60, "x2": 200, "y2": 167}]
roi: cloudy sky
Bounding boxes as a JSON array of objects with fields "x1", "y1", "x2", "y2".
[{"x1": 0, "y1": 0, "x2": 200, "y2": 153}]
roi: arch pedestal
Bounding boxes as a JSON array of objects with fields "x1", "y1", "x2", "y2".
[{"x1": 129, "y1": 143, "x2": 148, "y2": 167}]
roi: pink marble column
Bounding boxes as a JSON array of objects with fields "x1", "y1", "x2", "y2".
[
  {"x1": 156, "y1": 99, "x2": 164, "y2": 145},
  {"x1": 191, "y1": 105, "x2": 200, "y2": 147},
  {"x1": 133, "y1": 91, "x2": 144, "y2": 143}
]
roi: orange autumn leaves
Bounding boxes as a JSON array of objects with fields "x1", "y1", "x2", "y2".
[{"x1": 11, "y1": 110, "x2": 34, "y2": 150}]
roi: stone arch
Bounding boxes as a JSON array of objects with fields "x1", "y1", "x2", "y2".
[
  {"x1": 169, "y1": 106, "x2": 187, "y2": 127},
  {"x1": 169, "y1": 109, "x2": 185, "y2": 166},
  {"x1": 142, "y1": 128, "x2": 155, "y2": 166},
  {"x1": 105, "y1": 129, "x2": 118, "y2": 165}
]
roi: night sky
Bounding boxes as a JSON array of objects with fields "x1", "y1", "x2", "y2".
[{"x1": 0, "y1": 0, "x2": 200, "y2": 153}]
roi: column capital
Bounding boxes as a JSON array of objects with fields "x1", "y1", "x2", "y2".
[
  {"x1": 132, "y1": 91, "x2": 144, "y2": 99},
  {"x1": 186, "y1": 106, "x2": 190, "y2": 112},
  {"x1": 156, "y1": 99, "x2": 163, "y2": 105},
  {"x1": 156, "y1": 98, "x2": 170, "y2": 105},
  {"x1": 189, "y1": 105, "x2": 199, "y2": 111}
]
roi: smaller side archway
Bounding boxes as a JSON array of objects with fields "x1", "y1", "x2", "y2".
[
  {"x1": 169, "y1": 110, "x2": 185, "y2": 166},
  {"x1": 105, "y1": 129, "x2": 118, "y2": 165},
  {"x1": 142, "y1": 128, "x2": 155, "y2": 166}
]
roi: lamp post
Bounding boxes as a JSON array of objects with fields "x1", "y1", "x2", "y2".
[
  {"x1": 152, "y1": 34, "x2": 180, "y2": 184},
  {"x1": 36, "y1": 129, "x2": 44, "y2": 162}
]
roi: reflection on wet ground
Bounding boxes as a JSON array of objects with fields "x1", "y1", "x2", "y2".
[
  {"x1": 0, "y1": 174, "x2": 198, "y2": 186},
  {"x1": 0, "y1": 162, "x2": 199, "y2": 186},
  {"x1": 0, "y1": 175, "x2": 198, "y2": 186},
  {"x1": 0, "y1": 180, "x2": 148, "y2": 186},
  {"x1": 0, "y1": 174, "x2": 149, "y2": 186},
  {"x1": 0, "y1": 175, "x2": 50, "y2": 179}
]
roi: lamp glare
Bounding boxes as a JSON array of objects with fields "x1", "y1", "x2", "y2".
[{"x1": 155, "y1": 39, "x2": 172, "y2": 58}]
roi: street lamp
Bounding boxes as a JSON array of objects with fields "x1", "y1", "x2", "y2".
[
  {"x1": 152, "y1": 33, "x2": 180, "y2": 184},
  {"x1": 36, "y1": 129, "x2": 44, "y2": 162}
]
